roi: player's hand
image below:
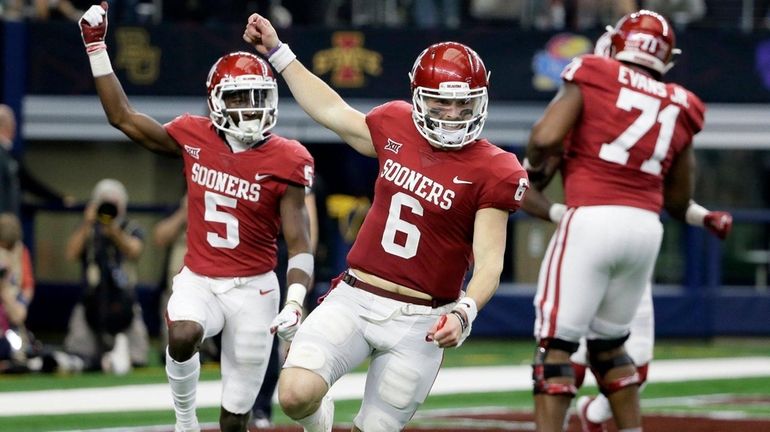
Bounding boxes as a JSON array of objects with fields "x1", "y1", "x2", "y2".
[
  {"x1": 704, "y1": 211, "x2": 732, "y2": 240},
  {"x1": 243, "y1": 13, "x2": 281, "y2": 56},
  {"x1": 426, "y1": 313, "x2": 465, "y2": 348},
  {"x1": 79, "y1": 2, "x2": 109, "y2": 53},
  {"x1": 270, "y1": 301, "x2": 302, "y2": 342}
]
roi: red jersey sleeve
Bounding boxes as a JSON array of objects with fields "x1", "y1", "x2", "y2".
[
  {"x1": 478, "y1": 151, "x2": 529, "y2": 212},
  {"x1": 681, "y1": 86, "x2": 706, "y2": 136},
  {"x1": 561, "y1": 54, "x2": 610, "y2": 88},
  {"x1": 268, "y1": 136, "x2": 315, "y2": 189}
]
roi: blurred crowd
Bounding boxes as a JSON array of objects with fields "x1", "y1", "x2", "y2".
[{"x1": 1, "y1": 0, "x2": 769, "y2": 31}]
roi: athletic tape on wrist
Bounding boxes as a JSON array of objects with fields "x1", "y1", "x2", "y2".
[
  {"x1": 287, "y1": 252, "x2": 314, "y2": 277},
  {"x1": 685, "y1": 202, "x2": 708, "y2": 227},
  {"x1": 548, "y1": 203, "x2": 567, "y2": 223},
  {"x1": 454, "y1": 297, "x2": 478, "y2": 325},
  {"x1": 268, "y1": 43, "x2": 296, "y2": 73},
  {"x1": 286, "y1": 283, "x2": 307, "y2": 307},
  {"x1": 88, "y1": 49, "x2": 113, "y2": 77}
]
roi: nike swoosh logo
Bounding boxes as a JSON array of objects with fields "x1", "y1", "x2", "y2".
[
  {"x1": 254, "y1": 174, "x2": 272, "y2": 182},
  {"x1": 452, "y1": 176, "x2": 473, "y2": 185},
  {"x1": 259, "y1": 289, "x2": 275, "y2": 295}
]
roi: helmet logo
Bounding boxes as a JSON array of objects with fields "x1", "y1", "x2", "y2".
[{"x1": 625, "y1": 33, "x2": 668, "y2": 59}]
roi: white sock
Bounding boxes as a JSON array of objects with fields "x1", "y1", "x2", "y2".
[
  {"x1": 587, "y1": 393, "x2": 612, "y2": 423},
  {"x1": 166, "y1": 349, "x2": 200, "y2": 427},
  {"x1": 295, "y1": 396, "x2": 332, "y2": 432}
]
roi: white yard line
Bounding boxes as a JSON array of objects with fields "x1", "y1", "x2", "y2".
[{"x1": 0, "y1": 357, "x2": 769, "y2": 416}]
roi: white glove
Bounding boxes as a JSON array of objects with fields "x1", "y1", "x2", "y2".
[{"x1": 270, "y1": 301, "x2": 302, "y2": 342}]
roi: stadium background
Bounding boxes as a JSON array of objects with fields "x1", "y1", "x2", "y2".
[{"x1": 1, "y1": 1, "x2": 769, "y2": 430}]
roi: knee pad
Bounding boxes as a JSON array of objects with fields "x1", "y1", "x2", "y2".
[
  {"x1": 586, "y1": 336, "x2": 641, "y2": 395},
  {"x1": 232, "y1": 326, "x2": 269, "y2": 366},
  {"x1": 532, "y1": 338, "x2": 580, "y2": 397},
  {"x1": 636, "y1": 363, "x2": 649, "y2": 386},
  {"x1": 572, "y1": 362, "x2": 587, "y2": 389},
  {"x1": 378, "y1": 361, "x2": 420, "y2": 410}
]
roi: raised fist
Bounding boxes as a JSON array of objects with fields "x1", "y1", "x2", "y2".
[
  {"x1": 704, "y1": 211, "x2": 732, "y2": 240},
  {"x1": 79, "y1": 2, "x2": 109, "y2": 53}
]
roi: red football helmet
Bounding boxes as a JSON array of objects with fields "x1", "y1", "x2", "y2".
[
  {"x1": 409, "y1": 42, "x2": 490, "y2": 149},
  {"x1": 206, "y1": 52, "x2": 278, "y2": 142},
  {"x1": 608, "y1": 10, "x2": 680, "y2": 75}
]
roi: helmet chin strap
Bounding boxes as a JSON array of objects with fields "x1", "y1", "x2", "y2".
[
  {"x1": 221, "y1": 117, "x2": 266, "y2": 152},
  {"x1": 434, "y1": 126, "x2": 465, "y2": 145},
  {"x1": 238, "y1": 118, "x2": 265, "y2": 141}
]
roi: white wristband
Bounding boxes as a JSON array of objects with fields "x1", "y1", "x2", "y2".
[
  {"x1": 548, "y1": 203, "x2": 567, "y2": 223},
  {"x1": 268, "y1": 43, "x2": 297, "y2": 73},
  {"x1": 685, "y1": 202, "x2": 708, "y2": 227},
  {"x1": 88, "y1": 49, "x2": 113, "y2": 77},
  {"x1": 286, "y1": 283, "x2": 307, "y2": 306},
  {"x1": 287, "y1": 252, "x2": 314, "y2": 277},
  {"x1": 454, "y1": 297, "x2": 478, "y2": 325}
]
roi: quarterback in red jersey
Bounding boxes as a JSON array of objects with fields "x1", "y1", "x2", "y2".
[
  {"x1": 79, "y1": 4, "x2": 314, "y2": 432},
  {"x1": 523, "y1": 10, "x2": 733, "y2": 431},
  {"x1": 245, "y1": 15, "x2": 528, "y2": 432}
]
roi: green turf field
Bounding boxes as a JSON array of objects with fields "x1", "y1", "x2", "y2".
[{"x1": 1, "y1": 338, "x2": 769, "y2": 431}]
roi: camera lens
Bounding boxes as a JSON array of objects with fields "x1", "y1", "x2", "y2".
[{"x1": 97, "y1": 202, "x2": 118, "y2": 224}]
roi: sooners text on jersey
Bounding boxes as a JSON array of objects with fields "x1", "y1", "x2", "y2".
[
  {"x1": 165, "y1": 114, "x2": 313, "y2": 277},
  {"x1": 346, "y1": 101, "x2": 527, "y2": 300},
  {"x1": 561, "y1": 54, "x2": 705, "y2": 212}
]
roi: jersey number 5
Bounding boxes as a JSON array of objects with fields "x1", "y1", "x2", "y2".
[
  {"x1": 599, "y1": 87, "x2": 680, "y2": 175},
  {"x1": 204, "y1": 191, "x2": 239, "y2": 249}
]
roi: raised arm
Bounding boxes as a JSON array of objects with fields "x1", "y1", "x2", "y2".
[
  {"x1": 243, "y1": 14, "x2": 375, "y2": 157},
  {"x1": 79, "y1": 3, "x2": 179, "y2": 156}
]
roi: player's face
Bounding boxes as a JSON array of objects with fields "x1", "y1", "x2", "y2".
[
  {"x1": 223, "y1": 89, "x2": 268, "y2": 123},
  {"x1": 424, "y1": 97, "x2": 475, "y2": 129}
]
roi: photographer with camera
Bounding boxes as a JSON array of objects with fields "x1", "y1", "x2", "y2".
[
  {"x1": 0, "y1": 212, "x2": 37, "y2": 372},
  {"x1": 62, "y1": 178, "x2": 148, "y2": 374}
]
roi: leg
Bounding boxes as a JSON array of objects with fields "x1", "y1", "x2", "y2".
[
  {"x1": 586, "y1": 337, "x2": 642, "y2": 430},
  {"x1": 577, "y1": 282, "x2": 655, "y2": 430},
  {"x1": 219, "y1": 274, "x2": 279, "y2": 432},
  {"x1": 278, "y1": 367, "x2": 333, "y2": 425},
  {"x1": 251, "y1": 336, "x2": 280, "y2": 426},
  {"x1": 352, "y1": 311, "x2": 444, "y2": 432},
  {"x1": 532, "y1": 338, "x2": 580, "y2": 432},
  {"x1": 280, "y1": 284, "x2": 372, "y2": 431},
  {"x1": 165, "y1": 268, "x2": 226, "y2": 432},
  {"x1": 166, "y1": 320, "x2": 205, "y2": 431},
  {"x1": 63, "y1": 303, "x2": 102, "y2": 370}
]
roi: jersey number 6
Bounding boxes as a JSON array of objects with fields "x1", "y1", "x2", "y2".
[{"x1": 381, "y1": 192, "x2": 423, "y2": 259}]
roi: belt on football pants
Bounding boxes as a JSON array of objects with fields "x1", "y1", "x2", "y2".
[{"x1": 341, "y1": 271, "x2": 453, "y2": 308}]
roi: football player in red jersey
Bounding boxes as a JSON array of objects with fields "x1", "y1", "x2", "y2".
[
  {"x1": 79, "y1": 4, "x2": 315, "y2": 432},
  {"x1": 244, "y1": 14, "x2": 529, "y2": 432},
  {"x1": 523, "y1": 10, "x2": 733, "y2": 432}
]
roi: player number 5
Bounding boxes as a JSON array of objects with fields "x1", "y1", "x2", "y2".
[{"x1": 204, "y1": 191, "x2": 240, "y2": 249}]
